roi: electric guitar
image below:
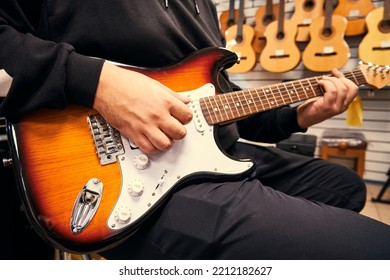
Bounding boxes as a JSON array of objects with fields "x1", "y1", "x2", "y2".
[
  {"x1": 333, "y1": 0, "x2": 375, "y2": 36},
  {"x1": 358, "y1": 2, "x2": 390, "y2": 66},
  {"x1": 260, "y1": 0, "x2": 301, "y2": 72},
  {"x1": 290, "y1": 0, "x2": 325, "y2": 42},
  {"x1": 252, "y1": 0, "x2": 279, "y2": 54},
  {"x1": 225, "y1": 0, "x2": 256, "y2": 73},
  {"x1": 302, "y1": 0, "x2": 350, "y2": 72},
  {"x1": 7, "y1": 47, "x2": 390, "y2": 254}
]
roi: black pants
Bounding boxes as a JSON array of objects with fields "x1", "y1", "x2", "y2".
[{"x1": 101, "y1": 142, "x2": 390, "y2": 259}]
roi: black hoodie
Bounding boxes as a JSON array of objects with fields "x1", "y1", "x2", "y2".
[{"x1": 0, "y1": 0, "x2": 304, "y2": 149}]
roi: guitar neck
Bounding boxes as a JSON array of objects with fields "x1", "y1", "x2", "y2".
[
  {"x1": 265, "y1": 0, "x2": 273, "y2": 15},
  {"x1": 237, "y1": 0, "x2": 245, "y2": 37},
  {"x1": 200, "y1": 69, "x2": 367, "y2": 125},
  {"x1": 277, "y1": 0, "x2": 285, "y2": 35},
  {"x1": 384, "y1": 0, "x2": 390, "y2": 21},
  {"x1": 323, "y1": 0, "x2": 334, "y2": 29},
  {"x1": 228, "y1": 0, "x2": 235, "y2": 21}
]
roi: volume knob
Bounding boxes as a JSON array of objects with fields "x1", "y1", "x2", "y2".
[
  {"x1": 128, "y1": 179, "x2": 144, "y2": 197},
  {"x1": 133, "y1": 153, "x2": 149, "y2": 169},
  {"x1": 115, "y1": 206, "x2": 132, "y2": 224}
]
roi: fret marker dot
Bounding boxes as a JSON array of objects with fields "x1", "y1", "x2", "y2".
[
  {"x1": 213, "y1": 108, "x2": 218, "y2": 112},
  {"x1": 236, "y1": 103, "x2": 240, "y2": 107}
]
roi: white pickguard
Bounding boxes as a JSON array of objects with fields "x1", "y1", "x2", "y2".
[{"x1": 107, "y1": 84, "x2": 254, "y2": 231}]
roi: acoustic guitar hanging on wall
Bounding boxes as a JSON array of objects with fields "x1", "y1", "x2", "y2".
[
  {"x1": 252, "y1": 0, "x2": 279, "y2": 54},
  {"x1": 225, "y1": 0, "x2": 256, "y2": 73},
  {"x1": 333, "y1": 0, "x2": 375, "y2": 37},
  {"x1": 260, "y1": 0, "x2": 301, "y2": 72},
  {"x1": 290, "y1": 0, "x2": 325, "y2": 42},
  {"x1": 358, "y1": 2, "x2": 390, "y2": 66},
  {"x1": 302, "y1": 0, "x2": 350, "y2": 72}
]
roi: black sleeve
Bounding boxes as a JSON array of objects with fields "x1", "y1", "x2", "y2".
[
  {"x1": 237, "y1": 106, "x2": 307, "y2": 143},
  {"x1": 0, "y1": 0, "x2": 103, "y2": 121}
]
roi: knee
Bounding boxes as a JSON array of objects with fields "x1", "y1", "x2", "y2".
[{"x1": 344, "y1": 169, "x2": 367, "y2": 212}]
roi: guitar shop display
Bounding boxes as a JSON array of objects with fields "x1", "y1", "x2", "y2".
[
  {"x1": 260, "y1": 0, "x2": 301, "y2": 72},
  {"x1": 6, "y1": 47, "x2": 389, "y2": 254},
  {"x1": 358, "y1": 1, "x2": 390, "y2": 65},
  {"x1": 302, "y1": 0, "x2": 350, "y2": 72},
  {"x1": 290, "y1": 0, "x2": 325, "y2": 42},
  {"x1": 225, "y1": 0, "x2": 256, "y2": 73}
]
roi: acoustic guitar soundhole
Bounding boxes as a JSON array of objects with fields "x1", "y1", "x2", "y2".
[{"x1": 379, "y1": 20, "x2": 390, "y2": 34}]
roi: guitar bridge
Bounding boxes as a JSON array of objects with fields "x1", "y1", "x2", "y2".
[{"x1": 87, "y1": 114, "x2": 125, "y2": 165}]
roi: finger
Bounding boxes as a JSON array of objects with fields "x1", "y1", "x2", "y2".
[
  {"x1": 169, "y1": 97, "x2": 193, "y2": 125},
  {"x1": 146, "y1": 128, "x2": 174, "y2": 152},
  {"x1": 160, "y1": 116, "x2": 188, "y2": 141}
]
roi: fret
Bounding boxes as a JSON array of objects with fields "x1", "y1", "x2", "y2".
[
  {"x1": 276, "y1": 84, "x2": 286, "y2": 105},
  {"x1": 232, "y1": 91, "x2": 243, "y2": 118},
  {"x1": 285, "y1": 82, "x2": 299, "y2": 103},
  {"x1": 301, "y1": 79, "x2": 313, "y2": 99},
  {"x1": 262, "y1": 87, "x2": 272, "y2": 109},
  {"x1": 207, "y1": 96, "x2": 220, "y2": 123},
  {"x1": 239, "y1": 90, "x2": 252, "y2": 115},
  {"x1": 248, "y1": 89, "x2": 259, "y2": 112},
  {"x1": 267, "y1": 86, "x2": 277, "y2": 107},
  {"x1": 254, "y1": 88, "x2": 266, "y2": 111},
  {"x1": 227, "y1": 92, "x2": 238, "y2": 120},
  {"x1": 222, "y1": 94, "x2": 234, "y2": 120},
  {"x1": 311, "y1": 77, "x2": 322, "y2": 98},
  {"x1": 283, "y1": 83, "x2": 294, "y2": 104}
]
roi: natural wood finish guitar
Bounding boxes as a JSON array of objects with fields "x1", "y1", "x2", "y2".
[
  {"x1": 252, "y1": 0, "x2": 279, "y2": 54},
  {"x1": 225, "y1": 0, "x2": 256, "y2": 73},
  {"x1": 358, "y1": 3, "x2": 390, "y2": 65},
  {"x1": 260, "y1": 0, "x2": 301, "y2": 72},
  {"x1": 333, "y1": 0, "x2": 375, "y2": 36},
  {"x1": 290, "y1": 0, "x2": 325, "y2": 42},
  {"x1": 302, "y1": 0, "x2": 350, "y2": 72}
]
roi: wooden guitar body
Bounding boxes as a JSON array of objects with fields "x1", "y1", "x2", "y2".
[
  {"x1": 220, "y1": 9, "x2": 241, "y2": 38},
  {"x1": 252, "y1": 1, "x2": 280, "y2": 54},
  {"x1": 290, "y1": 0, "x2": 325, "y2": 42},
  {"x1": 302, "y1": 15, "x2": 350, "y2": 72},
  {"x1": 358, "y1": 7, "x2": 390, "y2": 65},
  {"x1": 333, "y1": 0, "x2": 375, "y2": 36},
  {"x1": 260, "y1": 19, "x2": 301, "y2": 72},
  {"x1": 225, "y1": 24, "x2": 256, "y2": 73}
]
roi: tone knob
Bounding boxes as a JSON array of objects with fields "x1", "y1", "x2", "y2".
[
  {"x1": 115, "y1": 206, "x2": 132, "y2": 224},
  {"x1": 133, "y1": 153, "x2": 149, "y2": 169},
  {"x1": 128, "y1": 179, "x2": 144, "y2": 197}
]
